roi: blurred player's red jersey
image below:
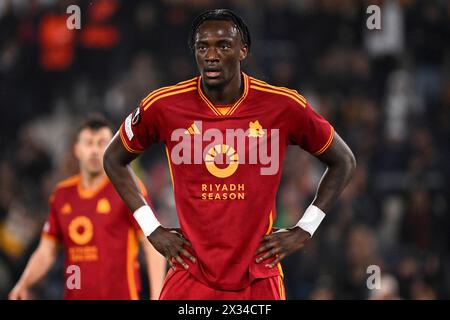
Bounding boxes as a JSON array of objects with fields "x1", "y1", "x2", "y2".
[
  {"x1": 42, "y1": 175, "x2": 144, "y2": 299},
  {"x1": 120, "y1": 73, "x2": 333, "y2": 291}
]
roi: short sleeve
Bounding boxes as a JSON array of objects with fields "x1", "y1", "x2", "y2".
[
  {"x1": 41, "y1": 193, "x2": 62, "y2": 242},
  {"x1": 119, "y1": 101, "x2": 161, "y2": 154},
  {"x1": 287, "y1": 100, "x2": 334, "y2": 156}
]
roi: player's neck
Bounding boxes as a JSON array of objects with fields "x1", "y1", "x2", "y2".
[
  {"x1": 80, "y1": 171, "x2": 107, "y2": 190},
  {"x1": 202, "y1": 72, "x2": 243, "y2": 105}
]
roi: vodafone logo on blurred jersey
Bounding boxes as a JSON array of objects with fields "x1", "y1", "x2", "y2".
[{"x1": 170, "y1": 120, "x2": 280, "y2": 177}]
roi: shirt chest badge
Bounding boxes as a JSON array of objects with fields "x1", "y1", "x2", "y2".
[
  {"x1": 96, "y1": 198, "x2": 111, "y2": 214},
  {"x1": 248, "y1": 120, "x2": 265, "y2": 138},
  {"x1": 61, "y1": 203, "x2": 72, "y2": 215}
]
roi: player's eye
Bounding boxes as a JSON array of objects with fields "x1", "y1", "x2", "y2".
[
  {"x1": 196, "y1": 45, "x2": 206, "y2": 51},
  {"x1": 220, "y1": 44, "x2": 231, "y2": 50}
]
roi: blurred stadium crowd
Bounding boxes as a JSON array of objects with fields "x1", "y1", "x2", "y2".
[{"x1": 0, "y1": 0, "x2": 449, "y2": 299}]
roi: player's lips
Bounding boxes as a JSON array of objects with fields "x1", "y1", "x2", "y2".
[
  {"x1": 89, "y1": 158, "x2": 101, "y2": 165},
  {"x1": 204, "y1": 68, "x2": 222, "y2": 78}
]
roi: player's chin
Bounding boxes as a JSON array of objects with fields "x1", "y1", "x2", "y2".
[
  {"x1": 87, "y1": 163, "x2": 103, "y2": 175},
  {"x1": 202, "y1": 75, "x2": 226, "y2": 87},
  {"x1": 88, "y1": 167, "x2": 103, "y2": 176}
]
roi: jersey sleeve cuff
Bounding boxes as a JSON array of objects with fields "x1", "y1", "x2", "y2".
[
  {"x1": 312, "y1": 126, "x2": 334, "y2": 156},
  {"x1": 119, "y1": 124, "x2": 144, "y2": 154},
  {"x1": 41, "y1": 233, "x2": 59, "y2": 243}
]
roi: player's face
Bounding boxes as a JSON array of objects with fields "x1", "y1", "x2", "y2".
[
  {"x1": 194, "y1": 20, "x2": 248, "y2": 88},
  {"x1": 75, "y1": 127, "x2": 112, "y2": 176}
]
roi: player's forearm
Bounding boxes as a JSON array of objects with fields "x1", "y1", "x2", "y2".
[
  {"x1": 104, "y1": 135, "x2": 147, "y2": 212},
  {"x1": 312, "y1": 161, "x2": 354, "y2": 212},
  {"x1": 312, "y1": 133, "x2": 356, "y2": 212},
  {"x1": 16, "y1": 242, "x2": 57, "y2": 289},
  {"x1": 105, "y1": 134, "x2": 163, "y2": 238}
]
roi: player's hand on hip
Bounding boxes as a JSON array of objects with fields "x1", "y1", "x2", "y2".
[
  {"x1": 9, "y1": 284, "x2": 30, "y2": 300},
  {"x1": 147, "y1": 226, "x2": 196, "y2": 270},
  {"x1": 255, "y1": 226, "x2": 310, "y2": 268}
]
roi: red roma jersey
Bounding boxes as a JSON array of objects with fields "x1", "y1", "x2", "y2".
[
  {"x1": 42, "y1": 175, "x2": 146, "y2": 299},
  {"x1": 119, "y1": 73, "x2": 334, "y2": 290}
]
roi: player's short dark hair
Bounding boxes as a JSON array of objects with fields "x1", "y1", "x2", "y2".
[
  {"x1": 188, "y1": 9, "x2": 251, "y2": 52},
  {"x1": 77, "y1": 113, "x2": 112, "y2": 136}
]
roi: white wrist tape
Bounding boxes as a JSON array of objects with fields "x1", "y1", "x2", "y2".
[
  {"x1": 133, "y1": 205, "x2": 161, "y2": 237},
  {"x1": 295, "y1": 205, "x2": 326, "y2": 237}
]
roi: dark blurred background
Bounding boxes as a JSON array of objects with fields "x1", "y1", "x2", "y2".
[{"x1": 0, "y1": 0, "x2": 449, "y2": 299}]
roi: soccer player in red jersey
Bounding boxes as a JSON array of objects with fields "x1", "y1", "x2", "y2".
[
  {"x1": 104, "y1": 9, "x2": 356, "y2": 299},
  {"x1": 9, "y1": 115, "x2": 166, "y2": 300}
]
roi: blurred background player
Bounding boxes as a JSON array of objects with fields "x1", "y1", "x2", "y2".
[{"x1": 9, "y1": 114, "x2": 166, "y2": 300}]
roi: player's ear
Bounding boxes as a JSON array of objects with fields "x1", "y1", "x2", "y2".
[{"x1": 239, "y1": 44, "x2": 248, "y2": 61}]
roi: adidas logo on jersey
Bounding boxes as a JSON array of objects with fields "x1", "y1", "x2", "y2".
[{"x1": 184, "y1": 122, "x2": 201, "y2": 135}]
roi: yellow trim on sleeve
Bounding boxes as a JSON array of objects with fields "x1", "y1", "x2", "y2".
[
  {"x1": 119, "y1": 124, "x2": 143, "y2": 154},
  {"x1": 313, "y1": 126, "x2": 334, "y2": 156}
]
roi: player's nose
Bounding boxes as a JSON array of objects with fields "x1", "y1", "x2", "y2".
[
  {"x1": 205, "y1": 47, "x2": 219, "y2": 61},
  {"x1": 91, "y1": 145, "x2": 102, "y2": 156}
]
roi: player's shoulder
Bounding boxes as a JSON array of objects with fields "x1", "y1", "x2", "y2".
[
  {"x1": 248, "y1": 76, "x2": 308, "y2": 109},
  {"x1": 48, "y1": 175, "x2": 80, "y2": 204},
  {"x1": 52, "y1": 174, "x2": 80, "y2": 195},
  {"x1": 140, "y1": 76, "x2": 199, "y2": 111}
]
